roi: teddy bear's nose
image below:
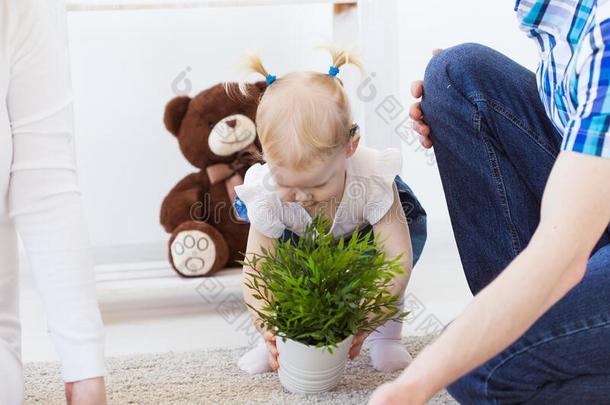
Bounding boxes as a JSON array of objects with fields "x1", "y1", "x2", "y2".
[{"x1": 226, "y1": 119, "x2": 237, "y2": 129}]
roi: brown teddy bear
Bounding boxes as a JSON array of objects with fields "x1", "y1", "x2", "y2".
[{"x1": 161, "y1": 81, "x2": 265, "y2": 277}]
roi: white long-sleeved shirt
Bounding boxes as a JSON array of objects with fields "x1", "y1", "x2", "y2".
[{"x1": 0, "y1": 0, "x2": 106, "y2": 382}]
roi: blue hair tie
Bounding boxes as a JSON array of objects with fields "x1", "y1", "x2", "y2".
[
  {"x1": 328, "y1": 65, "x2": 340, "y2": 77},
  {"x1": 266, "y1": 74, "x2": 277, "y2": 85}
]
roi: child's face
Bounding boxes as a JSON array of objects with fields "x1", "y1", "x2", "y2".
[{"x1": 270, "y1": 149, "x2": 348, "y2": 208}]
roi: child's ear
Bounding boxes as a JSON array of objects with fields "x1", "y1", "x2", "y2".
[{"x1": 346, "y1": 133, "x2": 360, "y2": 157}]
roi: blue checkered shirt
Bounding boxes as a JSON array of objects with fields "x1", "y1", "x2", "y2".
[{"x1": 516, "y1": 0, "x2": 610, "y2": 157}]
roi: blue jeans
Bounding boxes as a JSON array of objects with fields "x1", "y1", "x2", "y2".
[
  {"x1": 233, "y1": 175, "x2": 427, "y2": 266},
  {"x1": 422, "y1": 43, "x2": 610, "y2": 404}
]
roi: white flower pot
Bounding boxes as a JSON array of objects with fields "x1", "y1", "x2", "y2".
[{"x1": 276, "y1": 335, "x2": 354, "y2": 394}]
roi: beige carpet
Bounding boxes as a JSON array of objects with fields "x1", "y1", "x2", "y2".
[{"x1": 24, "y1": 335, "x2": 456, "y2": 404}]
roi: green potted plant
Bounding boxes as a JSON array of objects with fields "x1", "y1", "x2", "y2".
[{"x1": 241, "y1": 214, "x2": 408, "y2": 394}]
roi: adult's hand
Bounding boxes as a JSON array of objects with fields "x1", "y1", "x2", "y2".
[
  {"x1": 368, "y1": 380, "x2": 425, "y2": 405},
  {"x1": 409, "y1": 49, "x2": 443, "y2": 149},
  {"x1": 65, "y1": 377, "x2": 107, "y2": 405}
]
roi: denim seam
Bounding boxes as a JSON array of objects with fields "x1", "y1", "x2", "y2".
[
  {"x1": 472, "y1": 106, "x2": 481, "y2": 131},
  {"x1": 468, "y1": 92, "x2": 558, "y2": 160},
  {"x1": 483, "y1": 319, "x2": 610, "y2": 401},
  {"x1": 440, "y1": 68, "x2": 528, "y2": 254},
  {"x1": 480, "y1": 132, "x2": 522, "y2": 255}
]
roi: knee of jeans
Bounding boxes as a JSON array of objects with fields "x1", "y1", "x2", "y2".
[
  {"x1": 422, "y1": 43, "x2": 494, "y2": 115},
  {"x1": 446, "y1": 368, "x2": 488, "y2": 404}
]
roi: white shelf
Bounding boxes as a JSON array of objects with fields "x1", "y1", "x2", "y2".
[
  {"x1": 66, "y1": 0, "x2": 354, "y2": 11},
  {"x1": 95, "y1": 261, "x2": 243, "y2": 304}
]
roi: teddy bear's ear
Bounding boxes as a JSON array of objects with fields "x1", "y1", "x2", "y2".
[
  {"x1": 164, "y1": 96, "x2": 191, "y2": 136},
  {"x1": 253, "y1": 80, "x2": 267, "y2": 95},
  {"x1": 236, "y1": 80, "x2": 267, "y2": 104}
]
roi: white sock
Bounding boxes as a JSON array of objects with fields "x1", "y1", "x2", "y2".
[
  {"x1": 366, "y1": 302, "x2": 413, "y2": 372},
  {"x1": 237, "y1": 339, "x2": 272, "y2": 375}
]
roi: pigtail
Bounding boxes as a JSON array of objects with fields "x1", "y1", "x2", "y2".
[
  {"x1": 241, "y1": 53, "x2": 272, "y2": 78},
  {"x1": 236, "y1": 53, "x2": 274, "y2": 97},
  {"x1": 318, "y1": 43, "x2": 364, "y2": 74}
]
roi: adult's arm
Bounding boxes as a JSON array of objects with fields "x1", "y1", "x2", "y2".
[{"x1": 372, "y1": 151, "x2": 610, "y2": 404}]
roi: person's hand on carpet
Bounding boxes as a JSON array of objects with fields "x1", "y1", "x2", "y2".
[
  {"x1": 65, "y1": 376, "x2": 107, "y2": 405},
  {"x1": 410, "y1": 48, "x2": 443, "y2": 150},
  {"x1": 368, "y1": 380, "x2": 425, "y2": 405}
]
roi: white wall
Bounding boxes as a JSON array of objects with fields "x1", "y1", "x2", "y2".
[
  {"x1": 66, "y1": 1, "x2": 540, "y2": 261},
  {"x1": 396, "y1": 0, "x2": 539, "y2": 226},
  {"x1": 67, "y1": 5, "x2": 334, "y2": 259}
]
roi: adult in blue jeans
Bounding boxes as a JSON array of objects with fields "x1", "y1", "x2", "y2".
[{"x1": 369, "y1": 1, "x2": 610, "y2": 404}]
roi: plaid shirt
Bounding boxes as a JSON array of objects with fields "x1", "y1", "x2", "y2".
[{"x1": 516, "y1": 0, "x2": 610, "y2": 158}]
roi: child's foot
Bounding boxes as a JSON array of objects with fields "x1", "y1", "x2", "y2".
[
  {"x1": 237, "y1": 341, "x2": 272, "y2": 374},
  {"x1": 366, "y1": 316, "x2": 412, "y2": 372},
  {"x1": 368, "y1": 339, "x2": 413, "y2": 372}
]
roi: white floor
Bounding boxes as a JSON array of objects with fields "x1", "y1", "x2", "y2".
[{"x1": 19, "y1": 220, "x2": 473, "y2": 364}]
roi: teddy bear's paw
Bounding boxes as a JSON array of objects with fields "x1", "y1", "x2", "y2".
[{"x1": 171, "y1": 230, "x2": 217, "y2": 276}]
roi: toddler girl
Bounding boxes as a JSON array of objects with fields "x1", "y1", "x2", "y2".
[{"x1": 233, "y1": 47, "x2": 427, "y2": 374}]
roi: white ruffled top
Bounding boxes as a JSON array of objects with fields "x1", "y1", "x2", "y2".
[{"x1": 234, "y1": 145, "x2": 402, "y2": 239}]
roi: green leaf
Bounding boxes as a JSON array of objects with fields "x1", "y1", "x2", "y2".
[{"x1": 244, "y1": 212, "x2": 407, "y2": 347}]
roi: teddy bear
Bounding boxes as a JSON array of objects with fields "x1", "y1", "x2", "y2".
[{"x1": 161, "y1": 81, "x2": 266, "y2": 277}]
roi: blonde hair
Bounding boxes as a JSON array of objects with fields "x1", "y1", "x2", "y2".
[{"x1": 241, "y1": 45, "x2": 363, "y2": 169}]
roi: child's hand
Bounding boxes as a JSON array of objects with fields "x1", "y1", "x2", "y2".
[
  {"x1": 349, "y1": 331, "x2": 370, "y2": 360},
  {"x1": 264, "y1": 331, "x2": 279, "y2": 371}
]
